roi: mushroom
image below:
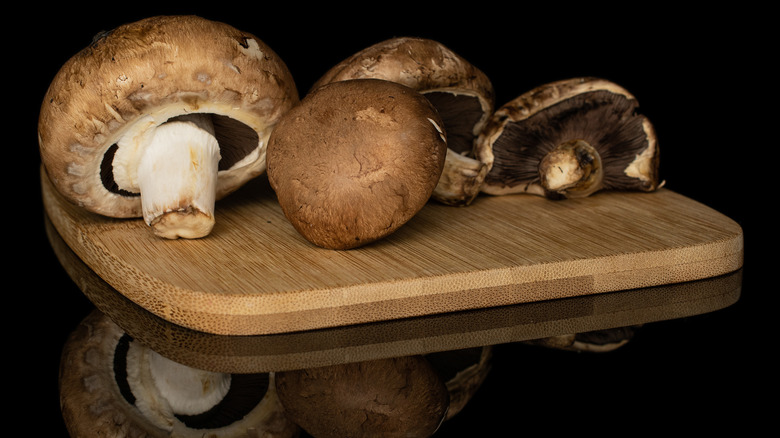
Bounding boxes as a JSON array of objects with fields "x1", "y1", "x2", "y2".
[
  {"x1": 38, "y1": 15, "x2": 298, "y2": 239},
  {"x1": 274, "y1": 355, "x2": 451, "y2": 438},
  {"x1": 311, "y1": 37, "x2": 495, "y2": 206},
  {"x1": 59, "y1": 310, "x2": 300, "y2": 437},
  {"x1": 522, "y1": 326, "x2": 642, "y2": 353},
  {"x1": 266, "y1": 78, "x2": 448, "y2": 250},
  {"x1": 477, "y1": 77, "x2": 661, "y2": 199},
  {"x1": 424, "y1": 346, "x2": 493, "y2": 421}
]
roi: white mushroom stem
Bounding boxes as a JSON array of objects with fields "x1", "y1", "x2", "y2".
[
  {"x1": 130, "y1": 113, "x2": 221, "y2": 239},
  {"x1": 539, "y1": 139, "x2": 603, "y2": 198},
  {"x1": 434, "y1": 148, "x2": 488, "y2": 206},
  {"x1": 147, "y1": 350, "x2": 232, "y2": 416},
  {"x1": 126, "y1": 341, "x2": 232, "y2": 431}
]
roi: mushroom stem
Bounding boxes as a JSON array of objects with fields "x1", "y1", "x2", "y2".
[
  {"x1": 147, "y1": 350, "x2": 233, "y2": 417},
  {"x1": 539, "y1": 139, "x2": 603, "y2": 198},
  {"x1": 135, "y1": 114, "x2": 222, "y2": 239},
  {"x1": 434, "y1": 148, "x2": 489, "y2": 206},
  {"x1": 127, "y1": 342, "x2": 232, "y2": 431}
]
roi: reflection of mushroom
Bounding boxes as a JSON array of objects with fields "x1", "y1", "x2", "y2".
[
  {"x1": 274, "y1": 355, "x2": 450, "y2": 438},
  {"x1": 523, "y1": 326, "x2": 642, "y2": 353},
  {"x1": 425, "y1": 346, "x2": 493, "y2": 421},
  {"x1": 311, "y1": 37, "x2": 495, "y2": 206},
  {"x1": 59, "y1": 310, "x2": 300, "y2": 437},
  {"x1": 38, "y1": 15, "x2": 298, "y2": 239},
  {"x1": 266, "y1": 78, "x2": 447, "y2": 250},
  {"x1": 478, "y1": 77, "x2": 661, "y2": 199}
]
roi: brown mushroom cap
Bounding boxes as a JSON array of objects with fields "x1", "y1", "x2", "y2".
[
  {"x1": 266, "y1": 78, "x2": 448, "y2": 250},
  {"x1": 311, "y1": 37, "x2": 495, "y2": 206},
  {"x1": 274, "y1": 356, "x2": 450, "y2": 438},
  {"x1": 38, "y1": 15, "x2": 298, "y2": 233},
  {"x1": 478, "y1": 77, "x2": 661, "y2": 199}
]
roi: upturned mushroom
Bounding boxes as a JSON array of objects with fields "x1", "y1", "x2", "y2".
[
  {"x1": 311, "y1": 37, "x2": 495, "y2": 206},
  {"x1": 266, "y1": 78, "x2": 448, "y2": 250},
  {"x1": 59, "y1": 310, "x2": 300, "y2": 437},
  {"x1": 38, "y1": 15, "x2": 298, "y2": 239},
  {"x1": 523, "y1": 326, "x2": 642, "y2": 353},
  {"x1": 477, "y1": 77, "x2": 661, "y2": 199}
]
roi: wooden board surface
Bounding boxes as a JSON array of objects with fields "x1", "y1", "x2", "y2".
[
  {"x1": 41, "y1": 167, "x2": 744, "y2": 336},
  {"x1": 46, "y1": 212, "x2": 742, "y2": 373}
]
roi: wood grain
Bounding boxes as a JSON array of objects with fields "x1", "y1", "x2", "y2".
[
  {"x1": 45, "y1": 213, "x2": 742, "y2": 374},
  {"x1": 41, "y1": 167, "x2": 743, "y2": 336}
]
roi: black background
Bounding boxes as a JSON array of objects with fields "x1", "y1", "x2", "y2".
[{"x1": 14, "y1": 4, "x2": 768, "y2": 436}]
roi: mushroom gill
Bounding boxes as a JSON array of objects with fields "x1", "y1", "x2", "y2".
[
  {"x1": 59, "y1": 310, "x2": 300, "y2": 437},
  {"x1": 100, "y1": 114, "x2": 261, "y2": 197},
  {"x1": 479, "y1": 77, "x2": 661, "y2": 199}
]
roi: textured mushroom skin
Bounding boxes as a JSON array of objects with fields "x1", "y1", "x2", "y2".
[
  {"x1": 275, "y1": 356, "x2": 450, "y2": 438},
  {"x1": 38, "y1": 15, "x2": 299, "y2": 218},
  {"x1": 478, "y1": 77, "x2": 660, "y2": 198},
  {"x1": 311, "y1": 37, "x2": 494, "y2": 114},
  {"x1": 311, "y1": 37, "x2": 495, "y2": 206},
  {"x1": 266, "y1": 79, "x2": 448, "y2": 250}
]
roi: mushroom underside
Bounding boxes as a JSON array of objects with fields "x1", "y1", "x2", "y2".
[
  {"x1": 423, "y1": 90, "x2": 487, "y2": 156},
  {"x1": 523, "y1": 326, "x2": 642, "y2": 353},
  {"x1": 101, "y1": 113, "x2": 261, "y2": 198},
  {"x1": 38, "y1": 15, "x2": 299, "y2": 239},
  {"x1": 59, "y1": 311, "x2": 299, "y2": 437},
  {"x1": 424, "y1": 90, "x2": 492, "y2": 206},
  {"x1": 118, "y1": 333, "x2": 273, "y2": 431},
  {"x1": 483, "y1": 89, "x2": 658, "y2": 197}
]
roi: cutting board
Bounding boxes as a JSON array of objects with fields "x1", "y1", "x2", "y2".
[
  {"x1": 45, "y1": 211, "x2": 742, "y2": 373},
  {"x1": 41, "y1": 167, "x2": 744, "y2": 336}
]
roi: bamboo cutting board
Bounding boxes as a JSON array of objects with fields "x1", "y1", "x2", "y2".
[{"x1": 41, "y1": 167, "x2": 743, "y2": 336}]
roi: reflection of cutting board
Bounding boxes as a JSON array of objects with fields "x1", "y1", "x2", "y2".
[{"x1": 41, "y1": 168, "x2": 744, "y2": 336}]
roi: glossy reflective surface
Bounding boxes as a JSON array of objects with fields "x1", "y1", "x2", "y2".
[
  {"x1": 47, "y1": 213, "x2": 749, "y2": 436},
  {"x1": 48, "y1": 216, "x2": 742, "y2": 374}
]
